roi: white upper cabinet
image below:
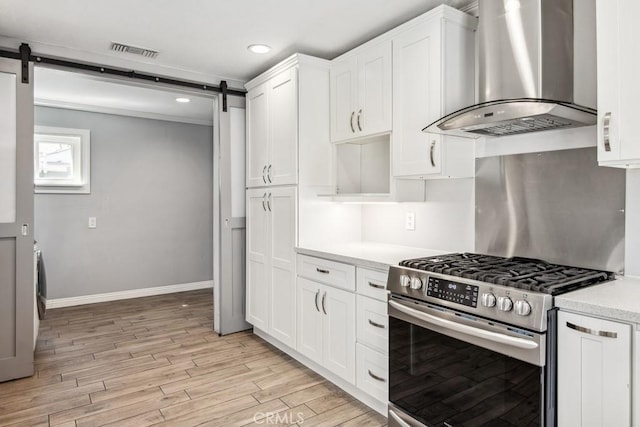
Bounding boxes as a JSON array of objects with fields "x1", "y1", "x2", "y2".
[
  {"x1": 246, "y1": 54, "x2": 331, "y2": 188},
  {"x1": 392, "y1": 7, "x2": 476, "y2": 178},
  {"x1": 596, "y1": 0, "x2": 640, "y2": 167},
  {"x1": 330, "y1": 41, "x2": 392, "y2": 143},
  {"x1": 246, "y1": 67, "x2": 298, "y2": 187},
  {"x1": 246, "y1": 84, "x2": 270, "y2": 188}
]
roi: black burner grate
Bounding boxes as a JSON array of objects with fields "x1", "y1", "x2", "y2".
[{"x1": 399, "y1": 253, "x2": 614, "y2": 295}]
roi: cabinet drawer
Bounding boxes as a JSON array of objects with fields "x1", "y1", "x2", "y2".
[
  {"x1": 356, "y1": 267, "x2": 388, "y2": 301},
  {"x1": 356, "y1": 343, "x2": 388, "y2": 403},
  {"x1": 356, "y1": 295, "x2": 388, "y2": 353},
  {"x1": 297, "y1": 255, "x2": 355, "y2": 291}
]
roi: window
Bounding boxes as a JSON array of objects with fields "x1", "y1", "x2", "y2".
[{"x1": 34, "y1": 126, "x2": 90, "y2": 194}]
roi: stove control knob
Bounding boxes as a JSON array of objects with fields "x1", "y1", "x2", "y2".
[
  {"x1": 514, "y1": 300, "x2": 532, "y2": 316},
  {"x1": 410, "y1": 277, "x2": 423, "y2": 290},
  {"x1": 399, "y1": 274, "x2": 411, "y2": 288},
  {"x1": 481, "y1": 293, "x2": 496, "y2": 308},
  {"x1": 497, "y1": 296, "x2": 513, "y2": 312}
]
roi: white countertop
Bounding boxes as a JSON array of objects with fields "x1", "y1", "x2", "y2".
[
  {"x1": 555, "y1": 275, "x2": 640, "y2": 324},
  {"x1": 296, "y1": 242, "x2": 449, "y2": 271}
]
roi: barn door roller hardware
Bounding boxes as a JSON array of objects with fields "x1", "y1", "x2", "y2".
[
  {"x1": 19, "y1": 43, "x2": 30, "y2": 84},
  {"x1": 0, "y1": 43, "x2": 245, "y2": 106}
]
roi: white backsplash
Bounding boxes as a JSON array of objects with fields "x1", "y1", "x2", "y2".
[{"x1": 361, "y1": 179, "x2": 475, "y2": 253}]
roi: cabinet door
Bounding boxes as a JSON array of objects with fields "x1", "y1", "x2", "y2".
[
  {"x1": 616, "y1": 0, "x2": 640, "y2": 163},
  {"x1": 246, "y1": 189, "x2": 270, "y2": 330},
  {"x1": 246, "y1": 83, "x2": 270, "y2": 187},
  {"x1": 269, "y1": 68, "x2": 298, "y2": 186},
  {"x1": 557, "y1": 311, "x2": 631, "y2": 427},
  {"x1": 296, "y1": 278, "x2": 324, "y2": 364},
  {"x1": 596, "y1": 0, "x2": 622, "y2": 163},
  {"x1": 322, "y1": 286, "x2": 356, "y2": 384},
  {"x1": 393, "y1": 24, "x2": 443, "y2": 176},
  {"x1": 596, "y1": 0, "x2": 640, "y2": 165},
  {"x1": 358, "y1": 40, "x2": 392, "y2": 137},
  {"x1": 330, "y1": 56, "x2": 358, "y2": 142},
  {"x1": 268, "y1": 187, "x2": 297, "y2": 347}
]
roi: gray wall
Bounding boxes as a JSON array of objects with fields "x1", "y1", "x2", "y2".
[{"x1": 35, "y1": 107, "x2": 213, "y2": 299}]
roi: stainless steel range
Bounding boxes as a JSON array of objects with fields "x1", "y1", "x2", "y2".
[{"x1": 386, "y1": 253, "x2": 614, "y2": 427}]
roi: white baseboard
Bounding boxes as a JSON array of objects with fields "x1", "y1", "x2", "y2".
[{"x1": 45, "y1": 280, "x2": 213, "y2": 309}]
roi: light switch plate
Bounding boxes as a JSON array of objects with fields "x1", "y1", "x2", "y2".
[
  {"x1": 88, "y1": 217, "x2": 97, "y2": 229},
  {"x1": 405, "y1": 212, "x2": 415, "y2": 231}
]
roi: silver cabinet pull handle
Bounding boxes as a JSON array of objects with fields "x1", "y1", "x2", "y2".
[
  {"x1": 266, "y1": 193, "x2": 272, "y2": 211},
  {"x1": 314, "y1": 290, "x2": 320, "y2": 312},
  {"x1": 368, "y1": 370, "x2": 386, "y2": 382},
  {"x1": 262, "y1": 165, "x2": 267, "y2": 183},
  {"x1": 267, "y1": 164, "x2": 272, "y2": 183},
  {"x1": 430, "y1": 140, "x2": 436, "y2": 167},
  {"x1": 368, "y1": 319, "x2": 385, "y2": 329},
  {"x1": 368, "y1": 281, "x2": 384, "y2": 289},
  {"x1": 603, "y1": 112, "x2": 612, "y2": 152},
  {"x1": 566, "y1": 321, "x2": 617, "y2": 338},
  {"x1": 316, "y1": 268, "x2": 329, "y2": 274},
  {"x1": 350, "y1": 111, "x2": 355, "y2": 133},
  {"x1": 261, "y1": 193, "x2": 267, "y2": 211},
  {"x1": 357, "y1": 109, "x2": 362, "y2": 131},
  {"x1": 321, "y1": 292, "x2": 327, "y2": 314}
]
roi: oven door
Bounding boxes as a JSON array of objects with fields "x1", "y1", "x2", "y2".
[{"x1": 388, "y1": 295, "x2": 549, "y2": 427}]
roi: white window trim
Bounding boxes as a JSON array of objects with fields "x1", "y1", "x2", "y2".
[{"x1": 34, "y1": 126, "x2": 91, "y2": 194}]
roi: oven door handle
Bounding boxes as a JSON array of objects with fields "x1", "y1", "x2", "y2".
[
  {"x1": 389, "y1": 300, "x2": 538, "y2": 350},
  {"x1": 389, "y1": 409, "x2": 412, "y2": 427}
]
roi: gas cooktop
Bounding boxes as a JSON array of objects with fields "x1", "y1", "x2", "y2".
[
  {"x1": 399, "y1": 252, "x2": 614, "y2": 296},
  {"x1": 388, "y1": 252, "x2": 615, "y2": 331}
]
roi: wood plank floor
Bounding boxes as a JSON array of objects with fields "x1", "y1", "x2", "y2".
[{"x1": 0, "y1": 289, "x2": 387, "y2": 426}]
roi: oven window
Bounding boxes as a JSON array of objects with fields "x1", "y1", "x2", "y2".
[{"x1": 389, "y1": 317, "x2": 542, "y2": 426}]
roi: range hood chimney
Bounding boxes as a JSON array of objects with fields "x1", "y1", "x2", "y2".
[{"x1": 424, "y1": 0, "x2": 596, "y2": 138}]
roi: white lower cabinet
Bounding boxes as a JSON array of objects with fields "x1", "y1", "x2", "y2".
[
  {"x1": 246, "y1": 187, "x2": 297, "y2": 348},
  {"x1": 356, "y1": 295, "x2": 388, "y2": 353},
  {"x1": 355, "y1": 266, "x2": 389, "y2": 404},
  {"x1": 297, "y1": 276, "x2": 356, "y2": 384},
  {"x1": 356, "y1": 343, "x2": 388, "y2": 403},
  {"x1": 557, "y1": 310, "x2": 632, "y2": 427}
]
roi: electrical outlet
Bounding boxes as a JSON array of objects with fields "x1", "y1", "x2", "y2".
[
  {"x1": 405, "y1": 212, "x2": 415, "y2": 231},
  {"x1": 88, "y1": 217, "x2": 97, "y2": 229}
]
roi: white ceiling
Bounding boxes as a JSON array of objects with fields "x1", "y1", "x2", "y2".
[
  {"x1": 0, "y1": 0, "x2": 472, "y2": 87},
  {"x1": 4, "y1": 0, "x2": 473, "y2": 123}
]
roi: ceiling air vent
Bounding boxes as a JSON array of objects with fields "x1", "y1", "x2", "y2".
[{"x1": 110, "y1": 42, "x2": 158, "y2": 59}]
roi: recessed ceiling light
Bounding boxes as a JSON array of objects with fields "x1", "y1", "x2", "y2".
[
  {"x1": 176, "y1": 97, "x2": 190, "y2": 103},
  {"x1": 247, "y1": 44, "x2": 271, "y2": 54}
]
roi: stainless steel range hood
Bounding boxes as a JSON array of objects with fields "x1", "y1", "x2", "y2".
[{"x1": 423, "y1": 0, "x2": 596, "y2": 138}]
